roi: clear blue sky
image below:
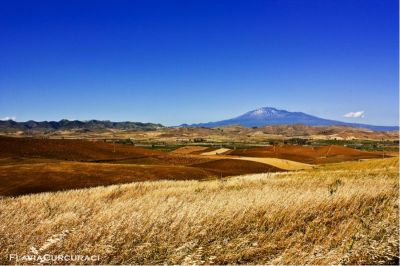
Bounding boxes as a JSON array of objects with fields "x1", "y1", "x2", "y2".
[{"x1": 0, "y1": 0, "x2": 398, "y2": 126}]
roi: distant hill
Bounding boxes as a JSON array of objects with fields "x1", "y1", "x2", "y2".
[
  {"x1": 0, "y1": 119, "x2": 164, "y2": 132},
  {"x1": 184, "y1": 107, "x2": 398, "y2": 132},
  {"x1": 159, "y1": 124, "x2": 398, "y2": 140}
]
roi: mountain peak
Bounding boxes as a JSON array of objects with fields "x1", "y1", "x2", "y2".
[
  {"x1": 240, "y1": 107, "x2": 289, "y2": 120},
  {"x1": 251, "y1": 107, "x2": 278, "y2": 115},
  {"x1": 184, "y1": 107, "x2": 397, "y2": 131}
]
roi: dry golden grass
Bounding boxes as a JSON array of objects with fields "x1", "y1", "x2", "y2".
[
  {"x1": 0, "y1": 159, "x2": 398, "y2": 265},
  {"x1": 200, "y1": 153, "x2": 313, "y2": 170},
  {"x1": 231, "y1": 156, "x2": 314, "y2": 170},
  {"x1": 318, "y1": 157, "x2": 399, "y2": 171}
]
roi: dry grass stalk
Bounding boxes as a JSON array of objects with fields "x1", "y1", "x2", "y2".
[{"x1": 0, "y1": 158, "x2": 398, "y2": 264}]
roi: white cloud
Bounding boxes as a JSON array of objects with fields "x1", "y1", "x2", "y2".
[
  {"x1": 1, "y1": 116, "x2": 16, "y2": 121},
  {"x1": 343, "y1": 111, "x2": 365, "y2": 118}
]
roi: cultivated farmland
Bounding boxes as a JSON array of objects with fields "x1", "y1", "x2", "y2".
[
  {"x1": 0, "y1": 133, "x2": 398, "y2": 265},
  {"x1": 0, "y1": 158, "x2": 398, "y2": 264}
]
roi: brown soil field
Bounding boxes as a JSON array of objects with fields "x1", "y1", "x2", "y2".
[
  {"x1": 191, "y1": 159, "x2": 283, "y2": 176},
  {"x1": 0, "y1": 137, "x2": 290, "y2": 197},
  {"x1": 227, "y1": 145, "x2": 385, "y2": 164},
  {"x1": 0, "y1": 136, "x2": 164, "y2": 161},
  {"x1": 88, "y1": 154, "x2": 215, "y2": 167},
  {"x1": 200, "y1": 148, "x2": 231, "y2": 155},
  {"x1": 0, "y1": 159, "x2": 215, "y2": 197},
  {"x1": 0, "y1": 157, "x2": 288, "y2": 197},
  {"x1": 170, "y1": 146, "x2": 210, "y2": 155},
  {"x1": 0, "y1": 136, "x2": 215, "y2": 166},
  {"x1": 1, "y1": 137, "x2": 392, "y2": 197},
  {"x1": 189, "y1": 147, "x2": 217, "y2": 154},
  {"x1": 170, "y1": 146, "x2": 217, "y2": 155}
]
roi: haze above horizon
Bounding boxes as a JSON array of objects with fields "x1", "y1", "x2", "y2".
[{"x1": 0, "y1": 0, "x2": 398, "y2": 126}]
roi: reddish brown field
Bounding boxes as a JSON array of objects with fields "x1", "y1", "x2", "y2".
[
  {"x1": 0, "y1": 137, "x2": 392, "y2": 197},
  {"x1": 170, "y1": 146, "x2": 210, "y2": 155},
  {"x1": 0, "y1": 157, "x2": 284, "y2": 197},
  {"x1": 0, "y1": 136, "x2": 163, "y2": 161},
  {"x1": 227, "y1": 144, "x2": 385, "y2": 164},
  {"x1": 0, "y1": 137, "x2": 284, "y2": 197},
  {"x1": 192, "y1": 159, "x2": 283, "y2": 176},
  {"x1": 0, "y1": 159, "x2": 215, "y2": 196}
]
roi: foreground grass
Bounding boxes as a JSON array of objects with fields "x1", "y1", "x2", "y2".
[{"x1": 0, "y1": 159, "x2": 398, "y2": 264}]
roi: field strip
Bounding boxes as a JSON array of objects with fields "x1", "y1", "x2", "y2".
[
  {"x1": 318, "y1": 157, "x2": 399, "y2": 171},
  {"x1": 170, "y1": 146, "x2": 210, "y2": 154},
  {"x1": 231, "y1": 156, "x2": 314, "y2": 170},
  {"x1": 201, "y1": 148, "x2": 231, "y2": 155},
  {"x1": 200, "y1": 153, "x2": 314, "y2": 171}
]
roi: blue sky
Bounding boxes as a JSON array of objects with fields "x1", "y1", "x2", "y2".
[{"x1": 0, "y1": 0, "x2": 398, "y2": 126}]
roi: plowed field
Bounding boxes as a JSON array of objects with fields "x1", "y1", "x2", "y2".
[{"x1": 227, "y1": 145, "x2": 384, "y2": 164}]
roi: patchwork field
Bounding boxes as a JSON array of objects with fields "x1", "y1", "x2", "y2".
[
  {"x1": 0, "y1": 157, "x2": 398, "y2": 264},
  {"x1": 0, "y1": 137, "x2": 286, "y2": 197},
  {"x1": 0, "y1": 136, "x2": 396, "y2": 197},
  {"x1": 227, "y1": 144, "x2": 385, "y2": 164}
]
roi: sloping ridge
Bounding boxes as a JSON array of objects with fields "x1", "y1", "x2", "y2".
[
  {"x1": 0, "y1": 119, "x2": 163, "y2": 132},
  {"x1": 227, "y1": 144, "x2": 387, "y2": 164},
  {"x1": 0, "y1": 136, "x2": 164, "y2": 161},
  {"x1": 230, "y1": 156, "x2": 313, "y2": 170},
  {"x1": 192, "y1": 159, "x2": 284, "y2": 176}
]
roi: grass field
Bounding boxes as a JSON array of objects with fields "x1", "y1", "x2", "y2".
[
  {"x1": 0, "y1": 158, "x2": 398, "y2": 264},
  {"x1": 230, "y1": 156, "x2": 314, "y2": 170},
  {"x1": 319, "y1": 157, "x2": 399, "y2": 170}
]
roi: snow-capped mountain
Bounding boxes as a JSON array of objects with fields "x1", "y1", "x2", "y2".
[{"x1": 184, "y1": 107, "x2": 398, "y2": 131}]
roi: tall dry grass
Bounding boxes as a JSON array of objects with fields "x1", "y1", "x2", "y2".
[{"x1": 0, "y1": 158, "x2": 398, "y2": 264}]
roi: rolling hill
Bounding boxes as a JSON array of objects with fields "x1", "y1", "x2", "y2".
[{"x1": 0, "y1": 119, "x2": 163, "y2": 132}]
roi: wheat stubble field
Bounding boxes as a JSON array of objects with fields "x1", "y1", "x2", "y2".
[{"x1": 0, "y1": 157, "x2": 398, "y2": 265}]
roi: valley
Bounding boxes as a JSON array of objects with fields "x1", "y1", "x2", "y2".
[{"x1": 0, "y1": 131, "x2": 395, "y2": 197}]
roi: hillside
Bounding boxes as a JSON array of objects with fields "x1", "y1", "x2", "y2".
[
  {"x1": 0, "y1": 136, "x2": 164, "y2": 161},
  {"x1": 0, "y1": 119, "x2": 163, "y2": 132},
  {"x1": 0, "y1": 158, "x2": 397, "y2": 264},
  {"x1": 227, "y1": 144, "x2": 385, "y2": 164}
]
